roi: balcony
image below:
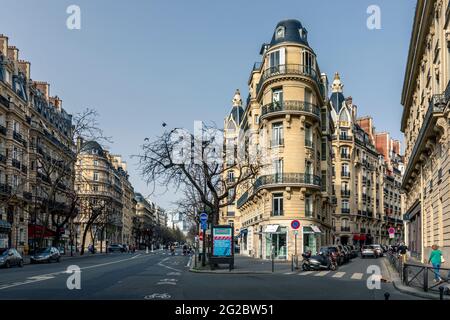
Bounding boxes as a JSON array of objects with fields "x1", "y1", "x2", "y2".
[
  {"x1": 256, "y1": 64, "x2": 321, "y2": 95},
  {"x1": 341, "y1": 226, "x2": 350, "y2": 232},
  {"x1": 341, "y1": 208, "x2": 350, "y2": 214},
  {"x1": 340, "y1": 153, "x2": 351, "y2": 160},
  {"x1": 271, "y1": 210, "x2": 284, "y2": 216},
  {"x1": 270, "y1": 138, "x2": 284, "y2": 147},
  {"x1": 0, "y1": 183, "x2": 12, "y2": 195},
  {"x1": 236, "y1": 173, "x2": 321, "y2": 208},
  {"x1": 305, "y1": 139, "x2": 314, "y2": 148},
  {"x1": 11, "y1": 158, "x2": 21, "y2": 170},
  {"x1": 0, "y1": 95, "x2": 9, "y2": 108},
  {"x1": 341, "y1": 190, "x2": 351, "y2": 197},
  {"x1": 339, "y1": 134, "x2": 352, "y2": 141},
  {"x1": 261, "y1": 100, "x2": 320, "y2": 120},
  {"x1": 341, "y1": 172, "x2": 350, "y2": 178},
  {"x1": 403, "y1": 93, "x2": 447, "y2": 189}
]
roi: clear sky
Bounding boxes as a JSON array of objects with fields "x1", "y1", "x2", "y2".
[{"x1": 0, "y1": 0, "x2": 416, "y2": 210}]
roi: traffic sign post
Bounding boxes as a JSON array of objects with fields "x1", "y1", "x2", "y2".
[
  {"x1": 388, "y1": 227, "x2": 396, "y2": 240},
  {"x1": 291, "y1": 220, "x2": 301, "y2": 267},
  {"x1": 199, "y1": 212, "x2": 208, "y2": 267}
]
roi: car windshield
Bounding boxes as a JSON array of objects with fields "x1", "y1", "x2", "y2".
[
  {"x1": 0, "y1": 250, "x2": 9, "y2": 256},
  {"x1": 36, "y1": 248, "x2": 51, "y2": 254}
]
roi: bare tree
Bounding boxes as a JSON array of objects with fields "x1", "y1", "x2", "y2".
[{"x1": 137, "y1": 123, "x2": 263, "y2": 226}]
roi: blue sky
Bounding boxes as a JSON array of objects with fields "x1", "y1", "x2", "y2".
[{"x1": 0, "y1": 0, "x2": 416, "y2": 210}]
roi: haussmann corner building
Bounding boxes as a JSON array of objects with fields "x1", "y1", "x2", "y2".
[
  {"x1": 401, "y1": 0, "x2": 450, "y2": 263},
  {"x1": 221, "y1": 19, "x2": 335, "y2": 260}
]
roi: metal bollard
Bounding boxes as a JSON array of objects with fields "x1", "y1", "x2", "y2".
[
  {"x1": 384, "y1": 292, "x2": 390, "y2": 300},
  {"x1": 291, "y1": 255, "x2": 294, "y2": 272},
  {"x1": 439, "y1": 286, "x2": 445, "y2": 300}
]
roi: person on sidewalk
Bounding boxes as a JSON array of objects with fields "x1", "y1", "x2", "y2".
[
  {"x1": 428, "y1": 244, "x2": 443, "y2": 282},
  {"x1": 398, "y1": 242, "x2": 408, "y2": 264}
]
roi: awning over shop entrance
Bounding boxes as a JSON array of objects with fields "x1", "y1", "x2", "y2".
[
  {"x1": 353, "y1": 234, "x2": 360, "y2": 241},
  {"x1": 359, "y1": 234, "x2": 366, "y2": 241},
  {"x1": 28, "y1": 224, "x2": 56, "y2": 238},
  {"x1": 310, "y1": 225, "x2": 322, "y2": 233},
  {"x1": 263, "y1": 225, "x2": 279, "y2": 233}
]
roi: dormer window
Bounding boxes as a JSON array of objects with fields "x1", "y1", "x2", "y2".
[
  {"x1": 275, "y1": 26, "x2": 285, "y2": 39},
  {"x1": 299, "y1": 28, "x2": 308, "y2": 41}
]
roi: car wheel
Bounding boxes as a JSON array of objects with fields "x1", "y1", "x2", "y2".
[
  {"x1": 18, "y1": 260, "x2": 24, "y2": 268},
  {"x1": 57, "y1": 257, "x2": 61, "y2": 263},
  {"x1": 48, "y1": 258, "x2": 52, "y2": 263},
  {"x1": 5, "y1": 261, "x2": 10, "y2": 268}
]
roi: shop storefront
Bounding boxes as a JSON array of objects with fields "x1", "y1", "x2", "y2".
[
  {"x1": 264, "y1": 225, "x2": 287, "y2": 260},
  {"x1": 0, "y1": 220, "x2": 11, "y2": 249},
  {"x1": 28, "y1": 224, "x2": 56, "y2": 250},
  {"x1": 302, "y1": 225, "x2": 322, "y2": 254}
]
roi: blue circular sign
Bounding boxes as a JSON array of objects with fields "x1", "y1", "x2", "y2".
[
  {"x1": 291, "y1": 220, "x2": 300, "y2": 230},
  {"x1": 200, "y1": 212, "x2": 208, "y2": 222}
]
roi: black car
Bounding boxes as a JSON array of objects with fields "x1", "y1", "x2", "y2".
[
  {"x1": 0, "y1": 248, "x2": 24, "y2": 268},
  {"x1": 108, "y1": 244, "x2": 125, "y2": 253},
  {"x1": 346, "y1": 245, "x2": 358, "y2": 258},
  {"x1": 30, "y1": 247, "x2": 61, "y2": 263},
  {"x1": 337, "y1": 245, "x2": 351, "y2": 263},
  {"x1": 319, "y1": 246, "x2": 344, "y2": 266}
]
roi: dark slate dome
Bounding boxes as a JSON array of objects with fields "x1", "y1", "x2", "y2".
[
  {"x1": 80, "y1": 140, "x2": 105, "y2": 156},
  {"x1": 269, "y1": 19, "x2": 309, "y2": 48},
  {"x1": 330, "y1": 92, "x2": 345, "y2": 113}
]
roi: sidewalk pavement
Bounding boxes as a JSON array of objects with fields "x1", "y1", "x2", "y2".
[
  {"x1": 381, "y1": 256, "x2": 450, "y2": 300},
  {"x1": 190, "y1": 254, "x2": 294, "y2": 274}
]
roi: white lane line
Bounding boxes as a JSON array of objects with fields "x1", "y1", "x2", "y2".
[
  {"x1": 315, "y1": 271, "x2": 330, "y2": 277},
  {"x1": 0, "y1": 253, "x2": 146, "y2": 291},
  {"x1": 284, "y1": 272, "x2": 295, "y2": 275},
  {"x1": 158, "y1": 257, "x2": 182, "y2": 272},
  {"x1": 298, "y1": 271, "x2": 314, "y2": 276},
  {"x1": 351, "y1": 273, "x2": 364, "y2": 280},
  {"x1": 332, "y1": 272, "x2": 346, "y2": 278},
  {"x1": 131, "y1": 254, "x2": 142, "y2": 260}
]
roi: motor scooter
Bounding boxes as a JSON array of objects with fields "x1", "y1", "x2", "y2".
[{"x1": 302, "y1": 251, "x2": 337, "y2": 271}]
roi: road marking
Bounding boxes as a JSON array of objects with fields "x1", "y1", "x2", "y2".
[
  {"x1": 332, "y1": 272, "x2": 346, "y2": 278},
  {"x1": 315, "y1": 271, "x2": 330, "y2": 277},
  {"x1": 167, "y1": 272, "x2": 181, "y2": 276},
  {"x1": 144, "y1": 293, "x2": 171, "y2": 299},
  {"x1": 131, "y1": 254, "x2": 142, "y2": 259},
  {"x1": 284, "y1": 272, "x2": 295, "y2": 275},
  {"x1": 0, "y1": 253, "x2": 146, "y2": 291},
  {"x1": 351, "y1": 273, "x2": 364, "y2": 280},
  {"x1": 158, "y1": 257, "x2": 182, "y2": 272},
  {"x1": 298, "y1": 271, "x2": 314, "y2": 276}
]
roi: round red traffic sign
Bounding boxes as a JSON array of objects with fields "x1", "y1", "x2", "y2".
[
  {"x1": 388, "y1": 227, "x2": 395, "y2": 234},
  {"x1": 291, "y1": 220, "x2": 300, "y2": 230}
]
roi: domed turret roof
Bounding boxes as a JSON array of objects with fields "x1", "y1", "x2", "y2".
[
  {"x1": 269, "y1": 19, "x2": 309, "y2": 48},
  {"x1": 330, "y1": 72, "x2": 346, "y2": 113}
]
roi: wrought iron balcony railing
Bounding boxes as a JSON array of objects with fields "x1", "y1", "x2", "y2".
[
  {"x1": 261, "y1": 100, "x2": 320, "y2": 118},
  {"x1": 256, "y1": 64, "x2": 321, "y2": 94}
]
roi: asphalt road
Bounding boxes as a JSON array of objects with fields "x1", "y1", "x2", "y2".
[{"x1": 0, "y1": 249, "x2": 418, "y2": 300}]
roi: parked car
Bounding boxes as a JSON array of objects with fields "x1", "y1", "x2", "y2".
[
  {"x1": 30, "y1": 247, "x2": 61, "y2": 263},
  {"x1": 0, "y1": 248, "x2": 24, "y2": 268},
  {"x1": 108, "y1": 244, "x2": 125, "y2": 253},
  {"x1": 348, "y1": 245, "x2": 359, "y2": 258},
  {"x1": 337, "y1": 245, "x2": 350, "y2": 263},
  {"x1": 344, "y1": 245, "x2": 356, "y2": 259},
  {"x1": 372, "y1": 244, "x2": 383, "y2": 257},
  {"x1": 361, "y1": 245, "x2": 377, "y2": 258},
  {"x1": 326, "y1": 245, "x2": 345, "y2": 265}
]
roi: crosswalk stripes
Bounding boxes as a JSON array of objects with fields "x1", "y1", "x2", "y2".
[
  {"x1": 332, "y1": 272, "x2": 346, "y2": 278},
  {"x1": 314, "y1": 271, "x2": 330, "y2": 277},
  {"x1": 288, "y1": 271, "x2": 369, "y2": 281}
]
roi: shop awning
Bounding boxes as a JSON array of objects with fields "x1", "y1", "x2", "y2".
[
  {"x1": 353, "y1": 234, "x2": 360, "y2": 241},
  {"x1": 311, "y1": 225, "x2": 322, "y2": 233},
  {"x1": 0, "y1": 220, "x2": 12, "y2": 230},
  {"x1": 359, "y1": 234, "x2": 366, "y2": 241},
  {"x1": 28, "y1": 224, "x2": 56, "y2": 238},
  {"x1": 264, "y1": 225, "x2": 279, "y2": 233},
  {"x1": 238, "y1": 229, "x2": 248, "y2": 237}
]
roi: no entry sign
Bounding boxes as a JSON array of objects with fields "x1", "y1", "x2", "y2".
[
  {"x1": 388, "y1": 227, "x2": 395, "y2": 234},
  {"x1": 291, "y1": 220, "x2": 300, "y2": 230}
]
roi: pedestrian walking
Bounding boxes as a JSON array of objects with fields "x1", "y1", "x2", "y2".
[
  {"x1": 428, "y1": 244, "x2": 443, "y2": 282},
  {"x1": 398, "y1": 242, "x2": 408, "y2": 264}
]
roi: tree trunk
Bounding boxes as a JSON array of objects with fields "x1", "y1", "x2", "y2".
[{"x1": 80, "y1": 224, "x2": 90, "y2": 255}]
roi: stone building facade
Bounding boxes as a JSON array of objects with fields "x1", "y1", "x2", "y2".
[{"x1": 401, "y1": 0, "x2": 450, "y2": 262}]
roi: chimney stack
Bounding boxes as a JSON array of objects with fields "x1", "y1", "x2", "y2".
[
  {"x1": 17, "y1": 60, "x2": 31, "y2": 79},
  {"x1": 0, "y1": 34, "x2": 8, "y2": 55},
  {"x1": 34, "y1": 81, "x2": 50, "y2": 100},
  {"x1": 7, "y1": 46, "x2": 19, "y2": 61}
]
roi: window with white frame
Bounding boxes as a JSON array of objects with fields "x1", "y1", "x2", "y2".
[{"x1": 272, "y1": 193, "x2": 284, "y2": 216}]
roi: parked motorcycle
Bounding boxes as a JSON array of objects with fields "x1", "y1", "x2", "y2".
[{"x1": 302, "y1": 251, "x2": 337, "y2": 271}]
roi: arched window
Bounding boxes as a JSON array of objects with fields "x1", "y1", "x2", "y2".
[{"x1": 339, "y1": 108, "x2": 351, "y2": 122}]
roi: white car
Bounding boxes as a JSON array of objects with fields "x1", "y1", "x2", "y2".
[
  {"x1": 371, "y1": 244, "x2": 383, "y2": 257},
  {"x1": 361, "y1": 245, "x2": 377, "y2": 258}
]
